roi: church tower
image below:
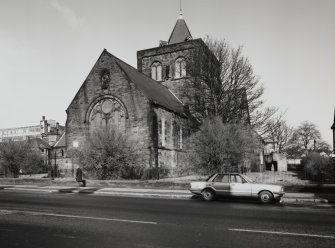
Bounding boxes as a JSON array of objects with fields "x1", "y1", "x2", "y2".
[{"x1": 137, "y1": 12, "x2": 219, "y2": 110}]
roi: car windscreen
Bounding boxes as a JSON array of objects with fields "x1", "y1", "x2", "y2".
[{"x1": 241, "y1": 175, "x2": 254, "y2": 183}]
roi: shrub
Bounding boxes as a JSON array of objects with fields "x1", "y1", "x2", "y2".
[
  {"x1": 302, "y1": 152, "x2": 335, "y2": 183},
  {"x1": 71, "y1": 128, "x2": 146, "y2": 180},
  {"x1": 0, "y1": 140, "x2": 45, "y2": 177}
]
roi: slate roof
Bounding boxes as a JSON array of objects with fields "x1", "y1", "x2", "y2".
[
  {"x1": 168, "y1": 14, "x2": 192, "y2": 45},
  {"x1": 30, "y1": 138, "x2": 51, "y2": 149},
  {"x1": 53, "y1": 132, "x2": 66, "y2": 148},
  {"x1": 105, "y1": 51, "x2": 185, "y2": 116}
]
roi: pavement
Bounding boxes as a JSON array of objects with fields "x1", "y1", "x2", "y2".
[{"x1": 0, "y1": 184, "x2": 334, "y2": 207}]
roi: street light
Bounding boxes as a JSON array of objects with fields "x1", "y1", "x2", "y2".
[{"x1": 72, "y1": 141, "x2": 79, "y2": 177}]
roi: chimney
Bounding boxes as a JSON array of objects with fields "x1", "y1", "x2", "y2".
[
  {"x1": 40, "y1": 116, "x2": 47, "y2": 135},
  {"x1": 56, "y1": 122, "x2": 59, "y2": 135},
  {"x1": 44, "y1": 119, "x2": 48, "y2": 134}
]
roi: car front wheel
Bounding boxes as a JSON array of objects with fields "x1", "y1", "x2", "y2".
[
  {"x1": 202, "y1": 189, "x2": 215, "y2": 201},
  {"x1": 259, "y1": 191, "x2": 273, "y2": 204}
]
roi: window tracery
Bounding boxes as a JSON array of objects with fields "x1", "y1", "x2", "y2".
[
  {"x1": 175, "y1": 57, "x2": 186, "y2": 79},
  {"x1": 151, "y1": 62, "x2": 162, "y2": 81},
  {"x1": 88, "y1": 97, "x2": 126, "y2": 134}
]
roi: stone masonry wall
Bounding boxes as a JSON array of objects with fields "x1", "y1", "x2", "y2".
[
  {"x1": 137, "y1": 39, "x2": 220, "y2": 115},
  {"x1": 65, "y1": 51, "x2": 152, "y2": 172},
  {"x1": 152, "y1": 106, "x2": 190, "y2": 177},
  {"x1": 137, "y1": 41, "x2": 199, "y2": 104}
]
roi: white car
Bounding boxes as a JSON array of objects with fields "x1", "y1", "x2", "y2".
[{"x1": 190, "y1": 173, "x2": 285, "y2": 203}]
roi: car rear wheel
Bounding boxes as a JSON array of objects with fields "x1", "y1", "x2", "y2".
[
  {"x1": 202, "y1": 189, "x2": 215, "y2": 201},
  {"x1": 259, "y1": 191, "x2": 273, "y2": 204}
]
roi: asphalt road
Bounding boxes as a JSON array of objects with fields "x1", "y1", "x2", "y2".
[{"x1": 0, "y1": 191, "x2": 334, "y2": 248}]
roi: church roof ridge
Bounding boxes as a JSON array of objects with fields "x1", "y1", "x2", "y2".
[
  {"x1": 53, "y1": 132, "x2": 66, "y2": 148},
  {"x1": 30, "y1": 137, "x2": 52, "y2": 149},
  {"x1": 104, "y1": 50, "x2": 186, "y2": 116}
]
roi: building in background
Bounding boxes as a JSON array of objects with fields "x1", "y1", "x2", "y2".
[
  {"x1": 0, "y1": 116, "x2": 64, "y2": 177},
  {"x1": 0, "y1": 116, "x2": 64, "y2": 145},
  {"x1": 50, "y1": 133, "x2": 70, "y2": 177},
  {"x1": 0, "y1": 125, "x2": 41, "y2": 142},
  {"x1": 263, "y1": 139, "x2": 288, "y2": 172}
]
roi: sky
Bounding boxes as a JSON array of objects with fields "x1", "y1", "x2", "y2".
[{"x1": 0, "y1": 0, "x2": 334, "y2": 146}]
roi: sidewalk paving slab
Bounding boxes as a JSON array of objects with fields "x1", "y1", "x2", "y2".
[
  {"x1": 284, "y1": 193, "x2": 317, "y2": 198},
  {"x1": 96, "y1": 188, "x2": 190, "y2": 194},
  {"x1": 93, "y1": 191, "x2": 191, "y2": 199},
  {"x1": 281, "y1": 197, "x2": 328, "y2": 204}
]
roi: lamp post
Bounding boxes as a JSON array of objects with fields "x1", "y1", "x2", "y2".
[
  {"x1": 54, "y1": 150, "x2": 57, "y2": 178},
  {"x1": 72, "y1": 141, "x2": 79, "y2": 177}
]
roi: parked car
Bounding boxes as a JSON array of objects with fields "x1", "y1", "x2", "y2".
[{"x1": 190, "y1": 173, "x2": 285, "y2": 203}]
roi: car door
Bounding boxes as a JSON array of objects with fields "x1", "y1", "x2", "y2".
[
  {"x1": 210, "y1": 174, "x2": 230, "y2": 196},
  {"x1": 229, "y1": 174, "x2": 252, "y2": 197}
]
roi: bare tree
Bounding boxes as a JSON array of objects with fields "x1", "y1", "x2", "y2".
[
  {"x1": 187, "y1": 117, "x2": 261, "y2": 175},
  {"x1": 0, "y1": 139, "x2": 45, "y2": 177},
  {"x1": 314, "y1": 140, "x2": 332, "y2": 154},
  {"x1": 265, "y1": 119, "x2": 294, "y2": 152},
  {"x1": 183, "y1": 36, "x2": 278, "y2": 136},
  {"x1": 291, "y1": 121, "x2": 321, "y2": 151}
]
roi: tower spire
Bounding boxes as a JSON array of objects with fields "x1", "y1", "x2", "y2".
[
  {"x1": 179, "y1": 0, "x2": 183, "y2": 19},
  {"x1": 180, "y1": 0, "x2": 182, "y2": 14},
  {"x1": 168, "y1": 0, "x2": 192, "y2": 44}
]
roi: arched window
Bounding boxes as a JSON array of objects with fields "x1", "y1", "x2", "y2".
[
  {"x1": 173, "y1": 121, "x2": 179, "y2": 148},
  {"x1": 151, "y1": 62, "x2": 162, "y2": 81},
  {"x1": 88, "y1": 96, "x2": 127, "y2": 135},
  {"x1": 175, "y1": 57, "x2": 186, "y2": 79},
  {"x1": 173, "y1": 121, "x2": 183, "y2": 150}
]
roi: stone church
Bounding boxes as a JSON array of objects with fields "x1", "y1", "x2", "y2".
[{"x1": 59, "y1": 13, "x2": 220, "y2": 177}]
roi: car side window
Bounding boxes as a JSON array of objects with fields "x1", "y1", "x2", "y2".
[
  {"x1": 221, "y1": 175, "x2": 229, "y2": 183},
  {"x1": 235, "y1": 175, "x2": 243, "y2": 183},
  {"x1": 230, "y1": 175, "x2": 238, "y2": 183},
  {"x1": 230, "y1": 175, "x2": 246, "y2": 183},
  {"x1": 213, "y1": 174, "x2": 229, "y2": 183},
  {"x1": 213, "y1": 174, "x2": 223, "y2": 182}
]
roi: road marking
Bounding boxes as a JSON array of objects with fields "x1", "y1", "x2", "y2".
[
  {"x1": 28, "y1": 212, "x2": 158, "y2": 225},
  {"x1": 229, "y1": 228, "x2": 335, "y2": 239},
  {"x1": 0, "y1": 209, "x2": 157, "y2": 225}
]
